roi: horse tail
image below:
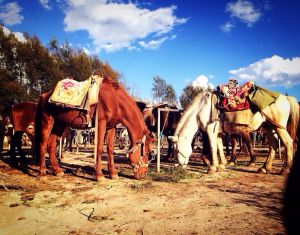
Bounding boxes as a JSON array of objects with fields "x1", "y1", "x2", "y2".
[{"x1": 286, "y1": 96, "x2": 300, "y2": 148}]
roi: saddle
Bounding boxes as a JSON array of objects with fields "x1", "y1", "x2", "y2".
[
  {"x1": 49, "y1": 75, "x2": 103, "y2": 110},
  {"x1": 217, "y1": 81, "x2": 254, "y2": 112}
]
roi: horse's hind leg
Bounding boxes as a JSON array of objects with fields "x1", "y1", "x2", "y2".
[
  {"x1": 242, "y1": 132, "x2": 257, "y2": 166},
  {"x1": 39, "y1": 117, "x2": 54, "y2": 177},
  {"x1": 275, "y1": 128, "x2": 293, "y2": 175},
  {"x1": 228, "y1": 136, "x2": 238, "y2": 166},
  {"x1": 47, "y1": 133, "x2": 64, "y2": 176},
  {"x1": 106, "y1": 128, "x2": 118, "y2": 179}
]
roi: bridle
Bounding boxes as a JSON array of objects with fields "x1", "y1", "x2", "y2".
[
  {"x1": 126, "y1": 135, "x2": 148, "y2": 173},
  {"x1": 173, "y1": 134, "x2": 190, "y2": 160}
]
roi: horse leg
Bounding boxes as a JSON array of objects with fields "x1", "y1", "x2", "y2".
[
  {"x1": 9, "y1": 132, "x2": 19, "y2": 162},
  {"x1": 106, "y1": 128, "x2": 118, "y2": 179},
  {"x1": 228, "y1": 136, "x2": 238, "y2": 166},
  {"x1": 242, "y1": 132, "x2": 257, "y2": 166},
  {"x1": 47, "y1": 133, "x2": 64, "y2": 176},
  {"x1": 166, "y1": 137, "x2": 174, "y2": 161},
  {"x1": 15, "y1": 132, "x2": 27, "y2": 167},
  {"x1": 275, "y1": 128, "x2": 294, "y2": 175},
  {"x1": 258, "y1": 129, "x2": 278, "y2": 174},
  {"x1": 39, "y1": 117, "x2": 54, "y2": 177},
  {"x1": 217, "y1": 135, "x2": 227, "y2": 170},
  {"x1": 95, "y1": 121, "x2": 107, "y2": 181},
  {"x1": 206, "y1": 123, "x2": 219, "y2": 174}
]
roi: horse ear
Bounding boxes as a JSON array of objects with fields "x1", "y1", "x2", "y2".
[{"x1": 168, "y1": 135, "x2": 178, "y2": 142}]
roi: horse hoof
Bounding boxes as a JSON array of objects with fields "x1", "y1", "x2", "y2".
[
  {"x1": 56, "y1": 171, "x2": 65, "y2": 177},
  {"x1": 207, "y1": 166, "x2": 217, "y2": 174},
  {"x1": 217, "y1": 164, "x2": 226, "y2": 172},
  {"x1": 39, "y1": 175, "x2": 48, "y2": 181},
  {"x1": 228, "y1": 162, "x2": 235, "y2": 166},
  {"x1": 257, "y1": 168, "x2": 267, "y2": 174},
  {"x1": 280, "y1": 168, "x2": 290, "y2": 176},
  {"x1": 110, "y1": 174, "x2": 119, "y2": 180},
  {"x1": 96, "y1": 175, "x2": 105, "y2": 182}
]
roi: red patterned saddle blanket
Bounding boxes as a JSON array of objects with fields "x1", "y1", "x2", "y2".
[{"x1": 217, "y1": 81, "x2": 254, "y2": 111}]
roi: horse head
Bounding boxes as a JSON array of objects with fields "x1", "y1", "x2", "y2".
[
  {"x1": 168, "y1": 135, "x2": 192, "y2": 167},
  {"x1": 127, "y1": 131, "x2": 155, "y2": 179}
]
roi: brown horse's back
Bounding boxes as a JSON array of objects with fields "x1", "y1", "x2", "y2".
[{"x1": 11, "y1": 102, "x2": 38, "y2": 131}]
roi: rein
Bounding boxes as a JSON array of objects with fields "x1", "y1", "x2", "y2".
[{"x1": 125, "y1": 135, "x2": 148, "y2": 172}]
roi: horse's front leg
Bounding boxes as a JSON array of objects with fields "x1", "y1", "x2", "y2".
[
  {"x1": 95, "y1": 121, "x2": 107, "y2": 181},
  {"x1": 47, "y1": 133, "x2": 64, "y2": 176},
  {"x1": 106, "y1": 128, "x2": 118, "y2": 179},
  {"x1": 207, "y1": 122, "x2": 219, "y2": 174},
  {"x1": 217, "y1": 134, "x2": 227, "y2": 168}
]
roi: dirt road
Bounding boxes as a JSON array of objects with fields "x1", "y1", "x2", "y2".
[{"x1": 0, "y1": 150, "x2": 286, "y2": 235}]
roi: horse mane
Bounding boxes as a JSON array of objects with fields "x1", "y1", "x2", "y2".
[
  {"x1": 115, "y1": 81, "x2": 149, "y2": 135},
  {"x1": 175, "y1": 89, "x2": 212, "y2": 135}
]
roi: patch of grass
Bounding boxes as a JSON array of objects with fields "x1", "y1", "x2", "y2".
[{"x1": 147, "y1": 167, "x2": 200, "y2": 183}]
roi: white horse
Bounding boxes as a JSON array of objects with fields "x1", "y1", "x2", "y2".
[{"x1": 169, "y1": 90, "x2": 299, "y2": 174}]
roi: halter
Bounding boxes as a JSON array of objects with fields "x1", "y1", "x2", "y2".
[
  {"x1": 126, "y1": 135, "x2": 148, "y2": 173},
  {"x1": 173, "y1": 134, "x2": 190, "y2": 159}
]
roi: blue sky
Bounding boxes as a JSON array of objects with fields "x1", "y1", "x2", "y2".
[{"x1": 1, "y1": 0, "x2": 300, "y2": 101}]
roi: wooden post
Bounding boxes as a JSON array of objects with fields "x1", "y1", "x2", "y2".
[
  {"x1": 94, "y1": 103, "x2": 99, "y2": 163},
  {"x1": 157, "y1": 108, "x2": 161, "y2": 173}
]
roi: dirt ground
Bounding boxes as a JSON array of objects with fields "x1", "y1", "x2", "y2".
[{"x1": 0, "y1": 146, "x2": 287, "y2": 235}]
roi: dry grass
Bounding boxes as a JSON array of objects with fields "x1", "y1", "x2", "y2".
[{"x1": 147, "y1": 167, "x2": 201, "y2": 183}]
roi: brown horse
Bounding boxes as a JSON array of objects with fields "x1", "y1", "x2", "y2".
[{"x1": 36, "y1": 73, "x2": 152, "y2": 180}]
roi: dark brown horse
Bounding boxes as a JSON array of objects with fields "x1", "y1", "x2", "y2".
[
  {"x1": 226, "y1": 132, "x2": 257, "y2": 166},
  {"x1": 36, "y1": 73, "x2": 152, "y2": 180},
  {"x1": 143, "y1": 103, "x2": 182, "y2": 160}
]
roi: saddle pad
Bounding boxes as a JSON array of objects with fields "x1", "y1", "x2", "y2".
[
  {"x1": 88, "y1": 75, "x2": 103, "y2": 106},
  {"x1": 248, "y1": 85, "x2": 280, "y2": 111},
  {"x1": 223, "y1": 109, "x2": 254, "y2": 126},
  {"x1": 49, "y1": 78, "x2": 91, "y2": 107}
]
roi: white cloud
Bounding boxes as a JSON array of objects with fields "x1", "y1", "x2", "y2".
[
  {"x1": 226, "y1": 0, "x2": 262, "y2": 26},
  {"x1": 229, "y1": 55, "x2": 300, "y2": 87},
  {"x1": 221, "y1": 0, "x2": 262, "y2": 32},
  {"x1": 139, "y1": 37, "x2": 167, "y2": 50},
  {"x1": 0, "y1": 2, "x2": 24, "y2": 26},
  {"x1": 64, "y1": 0, "x2": 187, "y2": 52},
  {"x1": 220, "y1": 21, "x2": 234, "y2": 33},
  {"x1": 1, "y1": 25, "x2": 26, "y2": 42},
  {"x1": 192, "y1": 75, "x2": 214, "y2": 89},
  {"x1": 39, "y1": 0, "x2": 51, "y2": 9}
]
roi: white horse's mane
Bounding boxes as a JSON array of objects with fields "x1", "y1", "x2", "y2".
[{"x1": 175, "y1": 89, "x2": 212, "y2": 135}]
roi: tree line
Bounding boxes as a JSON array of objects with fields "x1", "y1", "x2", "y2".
[{"x1": 0, "y1": 25, "x2": 208, "y2": 118}]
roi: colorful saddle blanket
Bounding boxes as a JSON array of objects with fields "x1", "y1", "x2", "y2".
[
  {"x1": 218, "y1": 81, "x2": 254, "y2": 111},
  {"x1": 49, "y1": 75, "x2": 102, "y2": 110}
]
